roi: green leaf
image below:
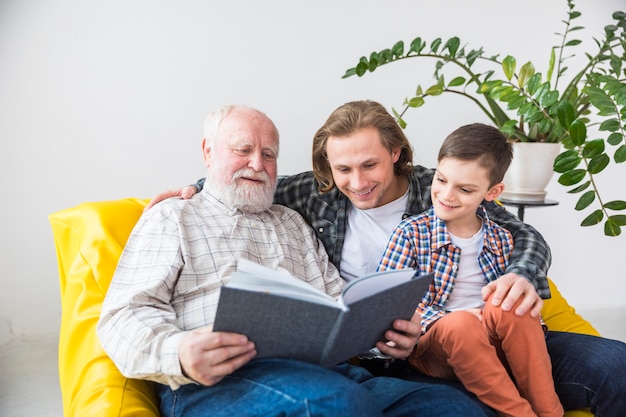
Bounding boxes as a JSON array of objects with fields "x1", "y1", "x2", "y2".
[
  {"x1": 608, "y1": 132, "x2": 623, "y2": 146},
  {"x1": 355, "y1": 61, "x2": 369, "y2": 76},
  {"x1": 391, "y1": 41, "x2": 405, "y2": 58},
  {"x1": 409, "y1": 37, "x2": 425, "y2": 54},
  {"x1": 581, "y1": 210, "x2": 603, "y2": 226},
  {"x1": 615, "y1": 145, "x2": 626, "y2": 163},
  {"x1": 430, "y1": 38, "x2": 442, "y2": 53},
  {"x1": 553, "y1": 150, "x2": 581, "y2": 172},
  {"x1": 558, "y1": 169, "x2": 586, "y2": 186},
  {"x1": 604, "y1": 200, "x2": 626, "y2": 210},
  {"x1": 425, "y1": 85, "x2": 444, "y2": 96},
  {"x1": 342, "y1": 67, "x2": 357, "y2": 79},
  {"x1": 443, "y1": 37, "x2": 460, "y2": 57},
  {"x1": 502, "y1": 55, "x2": 516, "y2": 81},
  {"x1": 609, "y1": 215, "x2": 626, "y2": 226},
  {"x1": 575, "y1": 191, "x2": 595, "y2": 210},
  {"x1": 568, "y1": 181, "x2": 590, "y2": 193},
  {"x1": 526, "y1": 73, "x2": 542, "y2": 95},
  {"x1": 582, "y1": 139, "x2": 605, "y2": 158},
  {"x1": 568, "y1": 119, "x2": 587, "y2": 146},
  {"x1": 599, "y1": 118, "x2": 621, "y2": 132},
  {"x1": 448, "y1": 76, "x2": 466, "y2": 87},
  {"x1": 518, "y1": 62, "x2": 535, "y2": 88},
  {"x1": 407, "y1": 97, "x2": 425, "y2": 107},
  {"x1": 588, "y1": 153, "x2": 610, "y2": 174},
  {"x1": 604, "y1": 219, "x2": 622, "y2": 236},
  {"x1": 392, "y1": 108, "x2": 406, "y2": 128},
  {"x1": 557, "y1": 100, "x2": 575, "y2": 129}
]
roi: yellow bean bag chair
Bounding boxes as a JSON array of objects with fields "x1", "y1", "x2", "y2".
[{"x1": 49, "y1": 198, "x2": 596, "y2": 417}]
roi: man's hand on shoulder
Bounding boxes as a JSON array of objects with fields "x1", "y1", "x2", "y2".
[
  {"x1": 481, "y1": 273, "x2": 543, "y2": 318},
  {"x1": 179, "y1": 327, "x2": 256, "y2": 386},
  {"x1": 144, "y1": 185, "x2": 198, "y2": 211}
]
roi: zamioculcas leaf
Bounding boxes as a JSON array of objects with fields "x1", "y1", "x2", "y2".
[
  {"x1": 604, "y1": 219, "x2": 622, "y2": 236},
  {"x1": 392, "y1": 41, "x2": 404, "y2": 57},
  {"x1": 407, "y1": 97, "x2": 425, "y2": 107},
  {"x1": 558, "y1": 169, "x2": 586, "y2": 185},
  {"x1": 502, "y1": 55, "x2": 516, "y2": 81},
  {"x1": 582, "y1": 139, "x2": 605, "y2": 158},
  {"x1": 557, "y1": 101, "x2": 575, "y2": 130},
  {"x1": 568, "y1": 181, "x2": 590, "y2": 193},
  {"x1": 581, "y1": 209, "x2": 603, "y2": 226},
  {"x1": 575, "y1": 191, "x2": 596, "y2": 210},
  {"x1": 609, "y1": 214, "x2": 626, "y2": 225},
  {"x1": 569, "y1": 119, "x2": 587, "y2": 146},
  {"x1": 425, "y1": 85, "x2": 444, "y2": 96},
  {"x1": 554, "y1": 150, "x2": 581, "y2": 172},
  {"x1": 615, "y1": 145, "x2": 626, "y2": 163},
  {"x1": 518, "y1": 62, "x2": 535, "y2": 87},
  {"x1": 443, "y1": 37, "x2": 460, "y2": 56},
  {"x1": 409, "y1": 37, "x2": 425, "y2": 54},
  {"x1": 588, "y1": 153, "x2": 610, "y2": 174},
  {"x1": 448, "y1": 76, "x2": 466, "y2": 87},
  {"x1": 604, "y1": 200, "x2": 626, "y2": 210}
]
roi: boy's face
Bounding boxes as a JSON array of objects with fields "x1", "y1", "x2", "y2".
[
  {"x1": 431, "y1": 157, "x2": 504, "y2": 231},
  {"x1": 325, "y1": 127, "x2": 402, "y2": 210}
]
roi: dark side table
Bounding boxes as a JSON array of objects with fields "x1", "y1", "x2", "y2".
[{"x1": 498, "y1": 198, "x2": 559, "y2": 222}]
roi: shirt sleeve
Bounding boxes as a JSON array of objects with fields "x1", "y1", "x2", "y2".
[
  {"x1": 193, "y1": 177, "x2": 205, "y2": 193},
  {"x1": 483, "y1": 200, "x2": 551, "y2": 298},
  {"x1": 96, "y1": 206, "x2": 196, "y2": 389}
]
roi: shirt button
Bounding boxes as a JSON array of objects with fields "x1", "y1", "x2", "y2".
[{"x1": 318, "y1": 227, "x2": 324, "y2": 233}]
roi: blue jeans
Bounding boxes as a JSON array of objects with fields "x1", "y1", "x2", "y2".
[
  {"x1": 156, "y1": 358, "x2": 489, "y2": 417},
  {"x1": 547, "y1": 331, "x2": 626, "y2": 416}
]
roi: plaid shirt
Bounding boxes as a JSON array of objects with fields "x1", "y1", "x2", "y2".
[
  {"x1": 195, "y1": 166, "x2": 551, "y2": 297},
  {"x1": 378, "y1": 206, "x2": 514, "y2": 333},
  {"x1": 98, "y1": 189, "x2": 344, "y2": 388}
]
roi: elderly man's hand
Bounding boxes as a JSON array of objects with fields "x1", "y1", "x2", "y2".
[{"x1": 179, "y1": 327, "x2": 256, "y2": 386}]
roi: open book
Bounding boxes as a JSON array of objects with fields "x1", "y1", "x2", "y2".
[{"x1": 213, "y1": 259, "x2": 433, "y2": 367}]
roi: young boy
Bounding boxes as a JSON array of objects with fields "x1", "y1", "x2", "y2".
[{"x1": 378, "y1": 123, "x2": 563, "y2": 417}]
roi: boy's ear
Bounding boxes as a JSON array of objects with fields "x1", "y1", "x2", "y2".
[{"x1": 485, "y1": 182, "x2": 505, "y2": 202}]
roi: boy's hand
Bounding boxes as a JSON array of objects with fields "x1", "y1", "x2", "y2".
[{"x1": 376, "y1": 309, "x2": 421, "y2": 359}]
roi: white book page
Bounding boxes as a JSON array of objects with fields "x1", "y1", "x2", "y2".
[
  {"x1": 229, "y1": 258, "x2": 339, "y2": 308},
  {"x1": 340, "y1": 269, "x2": 416, "y2": 305}
]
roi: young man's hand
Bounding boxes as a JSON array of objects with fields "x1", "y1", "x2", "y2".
[
  {"x1": 482, "y1": 273, "x2": 543, "y2": 318},
  {"x1": 144, "y1": 185, "x2": 198, "y2": 211}
]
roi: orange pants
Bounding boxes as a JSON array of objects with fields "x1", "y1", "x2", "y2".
[{"x1": 408, "y1": 297, "x2": 563, "y2": 417}]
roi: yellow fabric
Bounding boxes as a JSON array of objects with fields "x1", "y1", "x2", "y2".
[
  {"x1": 49, "y1": 198, "x2": 158, "y2": 417},
  {"x1": 49, "y1": 198, "x2": 598, "y2": 417}
]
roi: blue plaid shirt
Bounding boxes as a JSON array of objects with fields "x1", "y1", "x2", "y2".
[
  {"x1": 194, "y1": 166, "x2": 551, "y2": 298},
  {"x1": 378, "y1": 206, "x2": 514, "y2": 333}
]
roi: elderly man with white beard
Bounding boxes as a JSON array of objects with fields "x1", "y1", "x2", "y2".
[{"x1": 96, "y1": 104, "x2": 489, "y2": 417}]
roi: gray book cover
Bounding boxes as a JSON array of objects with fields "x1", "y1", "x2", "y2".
[{"x1": 213, "y1": 261, "x2": 433, "y2": 367}]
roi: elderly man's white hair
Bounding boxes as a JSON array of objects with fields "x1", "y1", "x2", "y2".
[{"x1": 203, "y1": 104, "x2": 280, "y2": 152}]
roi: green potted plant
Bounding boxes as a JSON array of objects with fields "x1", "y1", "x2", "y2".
[{"x1": 342, "y1": 0, "x2": 626, "y2": 236}]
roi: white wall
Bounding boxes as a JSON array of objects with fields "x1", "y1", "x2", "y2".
[{"x1": 1, "y1": 0, "x2": 624, "y2": 343}]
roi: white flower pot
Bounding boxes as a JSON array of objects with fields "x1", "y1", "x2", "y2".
[{"x1": 500, "y1": 142, "x2": 562, "y2": 202}]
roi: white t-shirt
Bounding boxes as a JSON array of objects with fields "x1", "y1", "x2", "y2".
[
  {"x1": 445, "y1": 224, "x2": 486, "y2": 311},
  {"x1": 341, "y1": 192, "x2": 409, "y2": 282}
]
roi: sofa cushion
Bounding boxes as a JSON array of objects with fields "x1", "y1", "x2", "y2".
[{"x1": 49, "y1": 198, "x2": 159, "y2": 417}]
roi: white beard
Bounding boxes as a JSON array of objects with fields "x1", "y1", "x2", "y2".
[{"x1": 205, "y1": 167, "x2": 276, "y2": 213}]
